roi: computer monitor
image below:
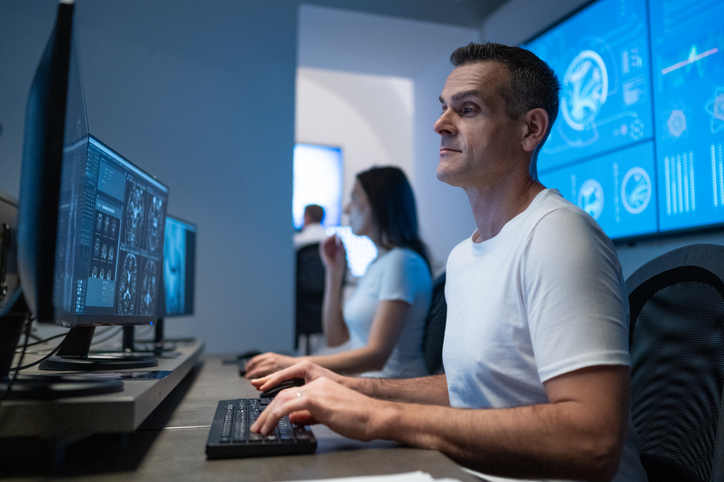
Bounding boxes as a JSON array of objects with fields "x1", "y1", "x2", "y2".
[
  {"x1": 1, "y1": 0, "x2": 169, "y2": 377},
  {"x1": 150, "y1": 215, "x2": 197, "y2": 352},
  {"x1": 162, "y1": 215, "x2": 196, "y2": 317},
  {"x1": 292, "y1": 143, "x2": 343, "y2": 230}
]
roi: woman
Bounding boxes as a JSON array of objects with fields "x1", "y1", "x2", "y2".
[{"x1": 244, "y1": 166, "x2": 432, "y2": 379}]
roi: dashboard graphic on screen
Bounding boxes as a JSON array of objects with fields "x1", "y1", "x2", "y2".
[{"x1": 524, "y1": 0, "x2": 724, "y2": 240}]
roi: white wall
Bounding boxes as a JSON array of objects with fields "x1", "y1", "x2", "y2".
[
  {"x1": 481, "y1": 0, "x2": 724, "y2": 278},
  {"x1": 0, "y1": 0, "x2": 298, "y2": 354},
  {"x1": 296, "y1": 68, "x2": 414, "y2": 219}
]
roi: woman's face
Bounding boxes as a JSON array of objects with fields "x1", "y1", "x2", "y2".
[{"x1": 344, "y1": 181, "x2": 375, "y2": 238}]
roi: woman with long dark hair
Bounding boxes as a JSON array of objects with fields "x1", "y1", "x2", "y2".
[{"x1": 245, "y1": 166, "x2": 432, "y2": 379}]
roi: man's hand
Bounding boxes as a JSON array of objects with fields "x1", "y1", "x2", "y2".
[
  {"x1": 250, "y1": 360, "x2": 344, "y2": 392},
  {"x1": 244, "y1": 352, "x2": 299, "y2": 379},
  {"x1": 250, "y1": 376, "x2": 391, "y2": 442}
]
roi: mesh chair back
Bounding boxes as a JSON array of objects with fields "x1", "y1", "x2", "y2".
[
  {"x1": 627, "y1": 244, "x2": 724, "y2": 482},
  {"x1": 295, "y1": 243, "x2": 325, "y2": 349},
  {"x1": 422, "y1": 273, "x2": 446, "y2": 375}
]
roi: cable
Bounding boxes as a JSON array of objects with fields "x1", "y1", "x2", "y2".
[
  {"x1": 0, "y1": 314, "x2": 33, "y2": 403},
  {"x1": 9, "y1": 342, "x2": 63, "y2": 371}
]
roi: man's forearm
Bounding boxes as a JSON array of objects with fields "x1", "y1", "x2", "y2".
[
  {"x1": 343, "y1": 374, "x2": 450, "y2": 406},
  {"x1": 372, "y1": 400, "x2": 623, "y2": 482}
]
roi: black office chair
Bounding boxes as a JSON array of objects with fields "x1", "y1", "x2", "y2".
[
  {"x1": 422, "y1": 273, "x2": 446, "y2": 375},
  {"x1": 295, "y1": 243, "x2": 326, "y2": 355},
  {"x1": 626, "y1": 243, "x2": 724, "y2": 482}
]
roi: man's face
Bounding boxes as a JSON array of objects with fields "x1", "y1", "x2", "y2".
[{"x1": 434, "y1": 61, "x2": 522, "y2": 188}]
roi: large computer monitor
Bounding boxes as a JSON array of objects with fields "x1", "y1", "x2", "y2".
[{"x1": 1, "y1": 1, "x2": 169, "y2": 384}]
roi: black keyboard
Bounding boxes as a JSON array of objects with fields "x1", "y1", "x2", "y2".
[{"x1": 205, "y1": 398, "x2": 317, "y2": 459}]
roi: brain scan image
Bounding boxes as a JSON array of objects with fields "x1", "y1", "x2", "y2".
[
  {"x1": 100, "y1": 268, "x2": 105, "y2": 279},
  {"x1": 139, "y1": 259, "x2": 158, "y2": 315},
  {"x1": 107, "y1": 269, "x2": 112, "y2": 280},
  {"x1": 562, "y1": 50, "x2": 609, "y2": 132},
  {"x1": 108, "y1": 246, "x2": 114, "y2": 262},
  {"x1": 125, "y1": 184, "x2": 145, "y2": 248},
  {"x1": 146, "y1": 195, "x2": 164, "y2": 253},
  {"x1": 578, "y1": 179, "x2": 605, "y2": 220},
  {"x1": 111, "y1": 219, "x2": 118, "y2": 238},
  {"x1": 164, "y1": 221, "x2": 186, "y2": 315},
  {"x1": 705, "y1": 88, "x2": 724, "y2": 134},
  {"x1": 96, "y1": 212, "x2": 103, "y2": 232},
  {"x1": 104, "y1": 215, "x2": 110, "y2": 235},
  {"x1": 93, "y1": 237, "x2": 100, "y2": 258},
  {"x1": 92, "y1": 266, "x2": 98, "y2": 278},
  {"x1": 117, "y1": 252, "x2": 139, "y2": 315},
  {"x1": 621, "y1": 167, "x2": 652, "y2": 215}
]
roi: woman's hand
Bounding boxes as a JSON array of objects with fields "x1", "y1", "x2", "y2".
[
  {"x1": 320, "y1": 235, "x2": 346, "y2": 276},
  {"x1": 244, "y1": 352, "x2": 299, "y2": 379}
]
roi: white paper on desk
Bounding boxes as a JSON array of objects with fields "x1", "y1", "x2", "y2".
[{"x1": 276, "y1": 471, "x2": 461, "y2": 482}]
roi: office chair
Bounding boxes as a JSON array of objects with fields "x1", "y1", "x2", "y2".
[
  {"x1": 626, "y1": 243, "x2": 724, "y2": 482},
  {"x1": 422, "y1": 273, "x2": 446, "y2": 375},
  {"x1": 295, "y1": 243, "x2": 326, "y2": 355}
]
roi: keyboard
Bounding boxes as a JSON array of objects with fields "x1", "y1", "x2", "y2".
[{"x1": 205, "y1": 397, "x2": 317, "y2": 459}]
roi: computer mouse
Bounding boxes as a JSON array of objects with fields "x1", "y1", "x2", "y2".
[{"x1": 260, "y1": 378, "x2": 305, "y2": 398}]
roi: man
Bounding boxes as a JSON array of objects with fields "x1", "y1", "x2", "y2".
[
  {"x1": 251, "y1": 43, "x2": 646, "y2": 482},
  {"x1": 294, "y1": 204, "x2": 327, "y2": 249}
]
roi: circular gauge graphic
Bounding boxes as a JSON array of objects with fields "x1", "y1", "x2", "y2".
[
  {"x1": 578, "y1": 179, "x2": 605, "y2": 220},
  {"x1": 125, "y1": 185, "x2": 145, "y2": 248},
  {"x1": 667, "y1": 109, "x2": 687, "y2": 138},
  {"x1": 621, "y1": 167, "x2": 652, "y2": 215},
  {"x1": 561, "y1": 50, "x2": 608, "y2": 132},
  {"x1": 139, "y1": 259, "x2": 158, "y2": 315},
  {"x1": 117, "y1": 252, "x2": 138, "y2": 315},
  {"x1": 146, "y1": 196, "x2": 164, "y2": 253}
]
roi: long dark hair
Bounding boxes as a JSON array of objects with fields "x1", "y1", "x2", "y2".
[{"x1": 356, "y1": 166, "x2": 430, "y2": 271}]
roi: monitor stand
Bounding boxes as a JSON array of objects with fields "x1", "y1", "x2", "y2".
[
  {"x1": 38, "y1": 325, "x2": 158, "y2": 371},
  {"x1": 0, "y1": 289, "x2": 124, "y2": 399}
]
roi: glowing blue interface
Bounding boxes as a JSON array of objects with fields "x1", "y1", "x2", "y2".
[
  {"x1": 523, "y1": 0, "x2": 653, "y2": 172},
  {"x1": 540, "y1": 141, "x2": 657, "y2": 239},
  {"x1": 650, "y1": 0, "x2": 724, "y2": 232},
  {"x1": 525, "y1": 0, "x2": 724, "y2": 239},
  {"x1": 163, "y1": 216, "x2": 197, "y2": 317}
]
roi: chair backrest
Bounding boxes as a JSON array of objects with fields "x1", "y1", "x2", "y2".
[
  {"x1": 422, "y1": 273, "x2": 446, "y2": 375},
  {"x1": 626, "y1": 243, "x2": 724, "y2": 482},
  {"x1": 295, "y1": 243, "x2": 325, "y2": 342}
]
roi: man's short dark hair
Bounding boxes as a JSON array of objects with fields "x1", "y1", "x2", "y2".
[
  {"x1": 450, "y1": 42, "x2": 560, "y2": 131},
  {"x1": 304, "y1": 204, "x2": 324, "y2": 224}
]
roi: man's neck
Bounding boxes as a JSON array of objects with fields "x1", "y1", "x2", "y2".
[{"x1": 464, "y1": 172, "x2": 544, "y2": 243}]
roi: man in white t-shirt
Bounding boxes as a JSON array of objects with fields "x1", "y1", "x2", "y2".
[
  {"x1": 251, "y1": 42, "x2": 646, "y2": 482},
  {"x1": 294, "y1": 204, "x2": 328, "y2": 249}
]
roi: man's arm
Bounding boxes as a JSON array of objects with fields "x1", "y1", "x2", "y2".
[
  {"x1": 253, "y1": 364, "x2": 628, "y2": 482},
  {"x1": 250, "y1": 360, "x2": 450, "y2": 406}
]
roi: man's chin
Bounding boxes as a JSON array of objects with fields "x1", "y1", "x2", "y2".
[{"x1": 436, "y1": 165, "x2": 461, "y2": 186}]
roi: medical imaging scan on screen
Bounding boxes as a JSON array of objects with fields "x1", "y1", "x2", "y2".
[
  {"x1": 163, "y1": 216, "x2": 196, "y2": 317},
  {"x1": 54, "y1": 135, "x2": 168, "y2": 325}
]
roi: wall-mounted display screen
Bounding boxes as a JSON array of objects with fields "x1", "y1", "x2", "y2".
[
  {"x1": 292, "y1": 143, "x2": 343, "y2": 230},
  {"x1": 524, "y1": 0, "x2": 724, "y2": 241}
]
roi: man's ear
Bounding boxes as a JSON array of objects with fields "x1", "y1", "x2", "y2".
[{"x1": 521, "y1": 108, "x2": 549, "y2": 153}]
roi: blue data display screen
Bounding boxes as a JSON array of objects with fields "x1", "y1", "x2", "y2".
[
  {"x1": 650, "y1": 0, "x2": 724, "y2": 232},
  {"x1": 523, "y1": 0, "x2": 653, "y2": 172},
  {"x1": 540, "y1": 141, "x2": 657, "y2": 239}
]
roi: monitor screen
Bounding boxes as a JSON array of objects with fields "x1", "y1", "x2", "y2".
[
  {"x1": 292, "y1": 143, "x2": 343, "y2": 229},
  {"x1": 523, "y1": 0, "x2": 724, "y2": 241},
  {"x1": 163, "y1": 215, "x2": 196, "y2": 317},
  {"x1": 53, "y1": 135, "x2": 169, "y2": 326}
]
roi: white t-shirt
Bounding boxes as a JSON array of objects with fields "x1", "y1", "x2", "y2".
[
  {"x1": 294, "y1": 223, "x2": 328, "y2": 249},
  {"x1": 343, "y1": 247, "x2": 432, "y2": 378},
  {"x1": 443, "y1": 189, "x2": 646, "y2": 482}
]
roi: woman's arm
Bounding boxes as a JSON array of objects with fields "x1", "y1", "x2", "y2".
[
  {"x1": 244, "y1": 299, "x2": 411, "y2": 379},
  {"x1": 320, "y1": 236, "x2": 349, "y2": 347},
  {"x1": 306, "y1": 299, "x2": 411, "y2": 373}
]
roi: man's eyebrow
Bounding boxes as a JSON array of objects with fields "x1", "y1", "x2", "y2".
[{"x1": 439, "y1": 89, "x2": 484, "y2": 104}]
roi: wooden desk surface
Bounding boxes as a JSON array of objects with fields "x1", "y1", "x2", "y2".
[{"x1": 2, "y1": 354, "x2": 479, "y2": 482}]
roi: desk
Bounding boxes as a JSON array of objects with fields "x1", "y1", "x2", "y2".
[{"x1": 2, "y1": 354, "x2": 479, "y2": 481}]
